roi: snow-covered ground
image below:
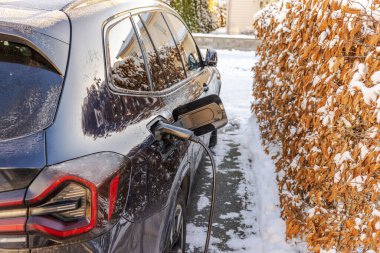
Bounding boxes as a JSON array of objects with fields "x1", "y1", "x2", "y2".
[{"x1": 186, "y1": 50, "x2": 306, "y2": 252}]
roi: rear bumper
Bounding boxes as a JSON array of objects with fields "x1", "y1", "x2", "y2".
[{"x1": 28, "y1": 206, "x2": 168, "y2": 253}]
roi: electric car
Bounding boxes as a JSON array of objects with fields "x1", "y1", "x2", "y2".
[{"x1": 0, "y1": 0, "x2": 224, "y2": 252}]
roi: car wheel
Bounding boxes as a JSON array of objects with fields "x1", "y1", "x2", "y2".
[
  {"x1": 165, "y1": 189, "x2": 186, "y2": 253},
  {"x1": 209, "y1": 130, "x2": 218, "y2": 148}
]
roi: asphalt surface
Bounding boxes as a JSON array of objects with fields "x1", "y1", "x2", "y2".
[
  {"x1": 185, "y1": 49, "x2": 262, "y2": 253},
  {"x1": 186, "y1": 123, "x2": 259, "y2": 252}
]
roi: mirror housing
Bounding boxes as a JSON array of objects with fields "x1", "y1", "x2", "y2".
[
  {"x1": 205, "y1": 49, "x2": 218, "y2": 67},
  {"x1": 173, "y1": 95, "x2": 228, "y2": 136}
]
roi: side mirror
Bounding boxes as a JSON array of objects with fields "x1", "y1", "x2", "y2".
[
  {"x1": 173, "y1": 95, "x2": 228, "y2": 136},
  {"x1": 205, "y1": 49, "x2": 218, "y2": 67}
]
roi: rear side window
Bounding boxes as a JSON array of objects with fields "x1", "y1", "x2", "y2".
[
  {"x1": 0, "y1": 40, "x2": 63, "y2": 141},
  {"x1": 107, "y1": 18, "x2": 151, "y2": 91},
  {"x1": 164, "y1": 13, "x2": 202, "y2": 76},
  {"x1": 138, "y1": 12, "x2": 186, "y2": 91}
]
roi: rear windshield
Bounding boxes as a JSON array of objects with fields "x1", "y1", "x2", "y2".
[{"x1": 0, "y1": 40, "x2": 63, "y2": 141}]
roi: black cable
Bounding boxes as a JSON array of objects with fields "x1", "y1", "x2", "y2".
[
  {"x1": 151, "y1": 121, "x2": 216, "y2": 253},
  {"x1": 190, "y1": 136, "x2": 216, "y2": 253}
]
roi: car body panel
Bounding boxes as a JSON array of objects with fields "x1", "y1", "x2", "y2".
[{"x1": 0, "y1": 4, "x2": 71, "y2": 43}]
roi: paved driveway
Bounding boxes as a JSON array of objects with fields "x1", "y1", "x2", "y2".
[{"x1": 186, "y1": 50, "x2": 260, "y2": 252}]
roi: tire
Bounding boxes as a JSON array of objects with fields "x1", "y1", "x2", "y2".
[
  {"x1": 209, "y1": 130, "x2": 218, "y2": 148},
  {"x1": 165, "y1": 189, "x2": 187, "y2": 253}
]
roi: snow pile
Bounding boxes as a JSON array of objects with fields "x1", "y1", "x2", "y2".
[
  {"x1": 252, "y1": 0, "x2": 380, "y2": 252},
  {"x1": 187, "y1": 50, "x2": 304, "y2": 252}
]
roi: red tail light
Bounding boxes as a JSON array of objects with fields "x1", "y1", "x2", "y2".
[
  {"x1": 108, "y1": 173, "x2": 120, "y2": 221},
  {"x1": 0, "y1": 218, "x2": 26, "y2": 232},
  {"x1": 0, "y1": 153, "x2": 130, "y2": 249},
  {"x1": 26, "y1": 175, "x2": 97, "y2": 238},
  {"x1": 0, "y1": 189, "x2": 28, "y2": 234}
]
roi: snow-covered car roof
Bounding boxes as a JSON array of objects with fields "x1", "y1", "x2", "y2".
[
  {"x1": 0, "y1": 0, "x2": 169, "y2": 11},
  {"x1": 0, "y1": 0, "x2": 171, "y2": 41},
  {"x1": 0, "y1": 0, "x2": 75, "y2": 11}
]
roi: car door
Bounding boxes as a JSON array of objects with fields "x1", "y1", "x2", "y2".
[{"x1": 105, "y1": 11, "x2": 193, "y2": 225}]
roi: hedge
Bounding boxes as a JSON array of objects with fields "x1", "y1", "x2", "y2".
[{"x1": 252, "y1": 0, "x2": 380, "y2": 252}]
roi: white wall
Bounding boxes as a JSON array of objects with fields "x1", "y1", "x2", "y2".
[{"x1": 227, "y1": 0, "x2": 271, "y2": 34}]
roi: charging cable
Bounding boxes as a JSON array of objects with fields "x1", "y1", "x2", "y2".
[
  {"x1": 192, "y1": 136, "x2": 216, "y2": 253},
  {"x1": 152, "y1": 121, "x2": 216, "y2": 253}
]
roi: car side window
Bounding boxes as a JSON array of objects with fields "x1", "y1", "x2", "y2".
[
  {"x1": 163, "y1": 13, "x2": 202, "y2": 77},
  {"x1": 107, "y1": 17, "x2": 151, "y2": 91},
  {"x1": 136, "y1": 12, "x2": 186, "y2": 91},
  {"x1": 131, "y1": 15, "x2": 167, "y2": 91}
]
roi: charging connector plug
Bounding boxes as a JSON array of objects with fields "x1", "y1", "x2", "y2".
[{"x1": 152, "y1": 121, "x2": 195, "y2": 141}]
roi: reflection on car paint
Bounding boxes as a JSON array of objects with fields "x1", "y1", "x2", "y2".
[
  {"x1": 124, "y1": 135, "x2": 188, "y2": 222},
  {"x1": 82, "y1": 78, "x2": 163, "y2": 138}
]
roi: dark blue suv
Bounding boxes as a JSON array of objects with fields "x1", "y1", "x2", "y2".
[{"x1": 0, "y1": 0, "x2": 222, "y2": 252}]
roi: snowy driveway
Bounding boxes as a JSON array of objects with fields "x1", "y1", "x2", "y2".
[{"x1": 185, "y1": 50, "x2": 304, "y2": 253}]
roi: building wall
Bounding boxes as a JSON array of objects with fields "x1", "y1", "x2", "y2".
[
  {"x1": 227, "y1": 0, "x2": 272, "y2": 35},
  {"x1": 193, "y1": 33, "x2": 260, "y2": 51}
]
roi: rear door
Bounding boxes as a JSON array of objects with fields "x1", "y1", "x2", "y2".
[
  {"x1": 104, "y1": 7, "x2": 220, "y2": 251},
  {"x1": 104, "y1": 6, "x2": 220, "y2": 243},
  {"x1": 130, "y1": 12, "x2": 190, "y2": 215},
  {"x1": 105, "y1": 11, "x2": 191, "y2": 225}
]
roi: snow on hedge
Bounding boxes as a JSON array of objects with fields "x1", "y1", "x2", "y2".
[{"x1": 252, "y1": 0, "x2": 380, "y2": 252}]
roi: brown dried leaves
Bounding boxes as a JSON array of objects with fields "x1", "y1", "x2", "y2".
[{"x1": 253, "y1": 0, "x2": 380, "y2": 252}]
